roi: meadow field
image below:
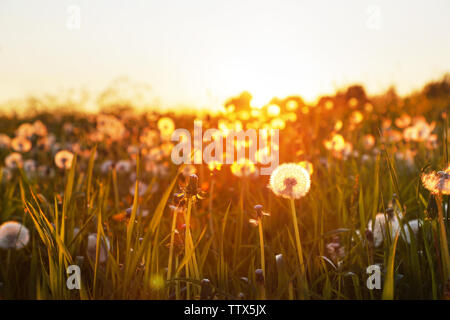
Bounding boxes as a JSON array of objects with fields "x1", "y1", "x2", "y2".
[{"x1": 0, "y1": 75, "x2": 449, "y2": 300}]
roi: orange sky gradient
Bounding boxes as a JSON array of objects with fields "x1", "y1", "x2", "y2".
[{"x1": 1, "y1": 0, "x2": 450, "y2": 112}]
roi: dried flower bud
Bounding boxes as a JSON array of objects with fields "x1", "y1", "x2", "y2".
[
  {"x1": 254, "y1": 204, "x2": 263, "y2": 217},
  {"x1": 187, "y1": 174, "x2": 199, "y2": 196},
  {"x1": 275, "y1": 253, "x2": 285, "y2": 269},
  {"x1": 200, "y1": 278, "x2": 213, "y2": 300},
  {"x1": 240, "y1": 277, "x2": 249, "y2": 283},
  {"x1": 255, "y1": 269, "x2": 264, "y2": 284}
]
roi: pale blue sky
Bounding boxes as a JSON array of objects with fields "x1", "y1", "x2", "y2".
[{"x1": 1, "y1": 0, "x2": 450, "y2": 110}]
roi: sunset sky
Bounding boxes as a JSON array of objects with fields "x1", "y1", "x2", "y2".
[{"x1": 1, "y1": 0, "x2": 450, "y2": 110}]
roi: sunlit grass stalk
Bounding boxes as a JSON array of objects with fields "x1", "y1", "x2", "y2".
[
  {"x1": 208, "y1": 178, "x2": 215, "y2": 238},
  {"x1": 258, "y1": 218, "x2": 266, "y2": 299},
  {"x1": 233, "y1": 180, "x2": 245, "y2": 269},
  {"x1": 289, "y1": 198, "x2": 309, "y2": 298},
  {"x1": 436, "y1": 193, "x2": 450, "y2": 287},
  {"x1": 112, "y1": 168, "x2": 120, "y2": 212},
  {"x1": 184, "y1": 196, "x2": 200, "y2": 298},
  {"x1": 167, "y1": 208, "x2": 179, "y2": 281},
  {"x1": 175, "y1": 255, "x2": 180, "y2": 300}
]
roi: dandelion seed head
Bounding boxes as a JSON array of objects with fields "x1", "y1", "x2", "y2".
[
  {"x1": 362, "y1": 134, "x2": 375, "y2": 150},
  {"x1": 100, "y1": 160, "x2": 115, "y2": 174},
  {"x1": 348, "y1": 97, "x2": 358, "y2": 108},
  {"x1": 231, "y1": 159, "x2": 257, "y2": 177},
  {"x1": 364, "y1": 102, "x2": 373, "y2": 112},
  {"x1": 270, "y1": 118, "x2": 285, "y2": 130},
  {"x1": 115, "y1": 160, "x2": 132, "y2": 173},
  {"x1": 0, "y1": 134, "x2": 11, "y2": 149},
  {"x1": 350, "y1": 111, "x2": 364, "y2": 125},
  {"x1": 269, "y1": 163, "x2": 311, "y2": 199},
  {"x1": 157, "y1": 117, "x2": 175, "y2": 139},
  {"x1": 325, "y1": 100, "x2": 334, "y2": 110},
  {"x1": 15, "y1": 123, "x2": 35, "y2": 139},
  {"x1": 395, "y1": 113, "x2": 411, "y2": 129},
  {"x1": 32, "y1": 120, "x2": 48, "y2": 137},
  {"x1": 11, "y1": 137, "x2": 32, "y2": 153},
  {"x1": 129, "y1": 181, "x2": 148, "y2": 197},
  {"x1": 267, "y1": 104, "x2": 280, "y2": 117},
  {"x1": 54, "y1": 150, "x2": 74, "y2": 170},
  {"x1": 0, "y1": 221, "x2": 30, "y2": 250},
  {"x1": 324, "y1": 133, "x2": 346, "y2": 153},
  {"x1": 5, "y1": 152, "x2": 23, "y2": 169},
  {"x1": 97, "y1": 114, "x2": 126, "y2": 141},
  {"x1": 368, "y1": 213, "x2": 400, "y2": 248},
  {"x1": 87, "y1": 233, "x2": 110, "y2": 264},
  {"x1": 421, "y1": 165, "x2": 450, "y2": 194},
  {"x1": 207, "y1": 160, "x2": 222, "y2": 172}
]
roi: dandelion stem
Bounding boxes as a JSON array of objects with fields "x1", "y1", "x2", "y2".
[
  {"x1": 289, "y1": 198, "x2": 309, "y2": 298},
  {"x1": 167, "y1": 208, "x2": 178, "y2": 281},
  {"x1": 436, "y1": 194, "x2": 450, "y2": 286},
  {"x1": 258, "y1": 218, "x2": 266, "y2": 299},
  {"x1": 185, "y1": 199, "x2": 192, "y2": 299},
  {"x1": 208, "y1": 178, "x2": 215, "y2": 237},
  {"x1": 184, "y1": 197, "x2": 200, "y2": 298}
]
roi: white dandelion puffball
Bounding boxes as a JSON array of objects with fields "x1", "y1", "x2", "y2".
[
  {"x1": 402, "y1": 219, "x2": 421, "y2": 244},
  {"x1": 421, "y1": 166, "x2": 450, "y2": 195},
  {"x1": 368, "y1": 213, "x2": 400, "y2": 248},
  {"x1": 368, "y1": 214, "x2": 421, "y2": 247},
  {"x1": 269, "y1": 163, "x2": 311, "y2": 199},
  {"x1": 0, "y1": 221, "x2": 30, "y2": 250},
  {"x1": 54, "y1": 150, "x2": 74, "y2": 170},
  {"x1": 87, "y1": 233, "x2": 110, "y2": 263}
]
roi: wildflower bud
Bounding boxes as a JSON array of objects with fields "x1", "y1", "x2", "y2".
[
  {"x1": 173, "y1": 192, "x2": 185, "y2": 207},
  {"x1": 275, "y1": 253, "x2": 285, "y2": 269},
  {"x1": 200, "y1": 278, "x2": 213, "y2": 300},
  {"x1": 125, "y1": 207, "x2": 133, "y2": 216},
  {"x1": 187, "y1": 174, "x2": 199, "y2": 196},
  {"x1": 254, "y1": 204, "x2": 264, "y2": 219},
  {"x1": 240, "y1": 277, "x2": 249, "y2": 283},
  {"x1": 437, "y1": 171, "x2": 450, "y2": 180},
  {"x1": 255, "y1": 269, "x2": 264, "y2": 284}
]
